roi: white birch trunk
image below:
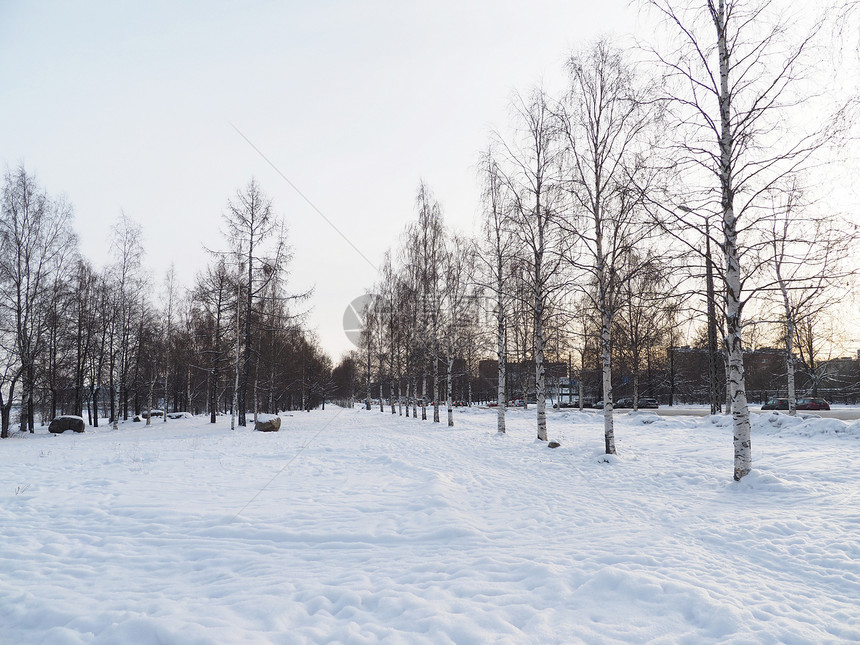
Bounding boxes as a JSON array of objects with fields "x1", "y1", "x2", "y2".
[
  {"x1": 776, "y1": 253, "x2": 797, "y2": 416},
  {"x1": 601, "y1": 312, "x2": 616, "y2": 454},
  {"x1": 632, "y1": 372, "x2": 639, "y2": 411},
  {"x1": 786, "y1": 330, "x2": 796, "y2": 416},
  {"x1": 717, "y1": 0, "x2": 751, "y2": 480},
  {"x1": 497, "y1": 297, "x2": 506, "y2": 434},
  {"x1": 446, "y1": 354, "x2": 454, "y2": 427},
  {"x1": 535, "y1": 302, "x2": 548, "y2": 442},
  {"x1": 421, "y1": 372, "x2": 427, "y2": 420},
  {"x1": 432, "y1": 344, "x2": 440, "y2": 423}
]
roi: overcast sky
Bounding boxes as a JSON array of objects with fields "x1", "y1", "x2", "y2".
[
  {"x1": 0, "y1": 1, "x2": 642, "y2": 359},
  {"x1": 3, "y1": 1, "x2": 857, "y2": 360}
]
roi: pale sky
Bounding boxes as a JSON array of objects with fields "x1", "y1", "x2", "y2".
[
  {"x1": 0, "y1": 1, "x2": 642, "y2": 359},
  {"x1": 8, "y1": 0, "x2": 858, "y2": 363}
]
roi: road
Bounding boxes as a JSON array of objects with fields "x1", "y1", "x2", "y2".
[{"x1": 647, "y1": 407, "x2": 860, "y2": 421}]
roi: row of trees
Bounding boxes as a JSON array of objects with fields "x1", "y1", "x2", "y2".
[
  {"x1": 336, "y1": 0, "x2": 857, "y2": 481},
  {"x1": 0, "y1": 169, "x2": 330, "y2": 438}
]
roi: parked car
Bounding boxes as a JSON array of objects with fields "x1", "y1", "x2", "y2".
[
  {"x1": 761, "y1": 397, "x2": 789, "y2": 410},
  {"x1": 615, "y1": 398, "x2": 634, "y2": 408},
  {"x1": 509, "y1": 399, "x2": 525, "y2": 407},
  {"x1": 593, "y1": 400, "x2": 605, "y2": 409},
  {"x1": 796, "y1": 397, "x2": 830, "y2": 411},
  {"x1": 638, "y1": 398, "x2": 659, "y2": 409}
]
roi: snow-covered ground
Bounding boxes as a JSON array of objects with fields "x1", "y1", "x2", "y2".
[{"x1": 1, "y1": 406, "x2": 858, "y2": 644}]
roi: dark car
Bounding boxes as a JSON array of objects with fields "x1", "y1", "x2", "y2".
[
  {"x1": 796, "y1": 397, "x2": 830, "y2": 411},
  {"x1": 616, "y1": 398, "x2": 634, "y2": 408},
  {"x1": 593, "y1": 400, "x2": 605, "y2": 409},
  {"x1": 761, "y1": 397, "x2": 789, "y2": 410},
  {"x1": 638, "y1": 398, "x2": 659, "y2": 409}
]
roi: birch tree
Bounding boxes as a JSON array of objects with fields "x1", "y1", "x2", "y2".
[
  {"x1": 441, "y1": 234, "x2": 473, "y2": 427},
  {"x1": 477, "y1": 151, "x2": 516, "y2": 433},
  {"x1": 645, "y1": 0, "x2": 830, "y2": 479},
  {"x1": 764, "y1": 181, "x2": 856, "y2": 413},
  {"x1": 495, "y1": 88, "x2": 566, "y2": 442},
  {"x1": 558, "y1": 40, "x2": 658, "y2": 454},
  {"x1": 409, "y1": 183, "x2": 446, "y2": 423}
]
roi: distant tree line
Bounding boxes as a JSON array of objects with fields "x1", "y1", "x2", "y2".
[{"x1": 0, "y1": 169, "x2": 330, "y2": 438}]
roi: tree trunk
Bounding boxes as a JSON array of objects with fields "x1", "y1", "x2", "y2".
[
  {"x1": 601, "y1": 311, "x2": 616, "y2": 454},
  {"x1": 497, "y1": 300, "x2": 506, "y2": 434},
  {"x1": 717, "y1": 0, "x2": 751, "y2": 480},
  {"x1": 785, "y1": 319, "x2": 797, "y2": 416},
  {"x1": 433, "y1": 355, "x2": 440, "y2": 423},
  {"x1": 535, "y1": 301, "x2": 548, "y2": 441},
  {"x1": 447, "y1": 355, "x2": 454, "y2": 427},
  {"x1": 579, "y1": 368, "x2": 585, "y2": 413},
  {"x1": 421, "y1": 371, "x2": 427, "y2": 421},
  {"x1": 1, "y1": 403, "x2": 10, "y2": 439},
  {"x1": 632, "y1": 371, "x2": 639, "y2": 411},
  {"x1": 146, "y1": 376, "x2": 155, "y2": 427}
]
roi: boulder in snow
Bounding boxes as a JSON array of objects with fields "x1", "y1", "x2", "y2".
[
  {"x1": 49, "y1": 415, "x2": 85, "y2": 434},
  {"x1": 255, "y1": 415, "x2": 281, "y2": 432}
]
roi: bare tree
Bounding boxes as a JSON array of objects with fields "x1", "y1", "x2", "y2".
[
  {"x1": 644, "y1": 0, "x2": 831, "y2": 479},
  {"x1": 558, "y1": 40, "x2": 659, "y2": 454},
  {"x1": 476, "y1": 151, "x2": 517, "y2": 433},
  {"x1": 0, "y1": 166, "x2": 75, "y2": 433},
  {"x1": 407, "y1": 182, "x2": 446, "y2": 423},
  {"x1": 764, "y1": 180, "x2": 857, "y2": 412},
  {"x1": 223, "y1": 179, "x2": 279, "y2": 427},
  {"x1": 440, "y1": 234, "x2": 473, "y2": 427},
  {"x1": 615, "y1": 252, "x2": 679, "y2": 409},
  {"x1": 495, "y1": 88, "x2": 566, "y2": 442},
  {"x1": 192, "y1": 258, "x2": 234, "y2": 422},
  {"x1": 107, "y1": 213, "x2": 145, "y2": 429},
  {"x1": 161, "y1": 265, "x2": 179, "y2": 422}
]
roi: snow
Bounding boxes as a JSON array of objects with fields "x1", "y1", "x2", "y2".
[{"x1": 1, "y1": 406, "x2": 859, "y2": 644}]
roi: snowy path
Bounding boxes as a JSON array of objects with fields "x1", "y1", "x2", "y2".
[{"x1": 1, "y1": 406, "x2": 858, "y2": 644}]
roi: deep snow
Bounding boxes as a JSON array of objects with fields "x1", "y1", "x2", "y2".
[{"x1": 1, "y1": 406, "x2": 858, "y2": 644}]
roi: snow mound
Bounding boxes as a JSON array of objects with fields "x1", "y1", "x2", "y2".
[
  {"x1": 793, "y1": 417, "x2": 853, "y2": 437},
  {"x1": 706, "y1": 414, "x2": 732, "y2": 428},
  {"x1": 625, "y1": 411, "x2": 660, "y2": 425},
  {"x1": 752, "y1": 412, "x2": 855, "y2": 438},
  {"x1": 729, "y1": 469, "x2": 793, "y2": 493}
]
